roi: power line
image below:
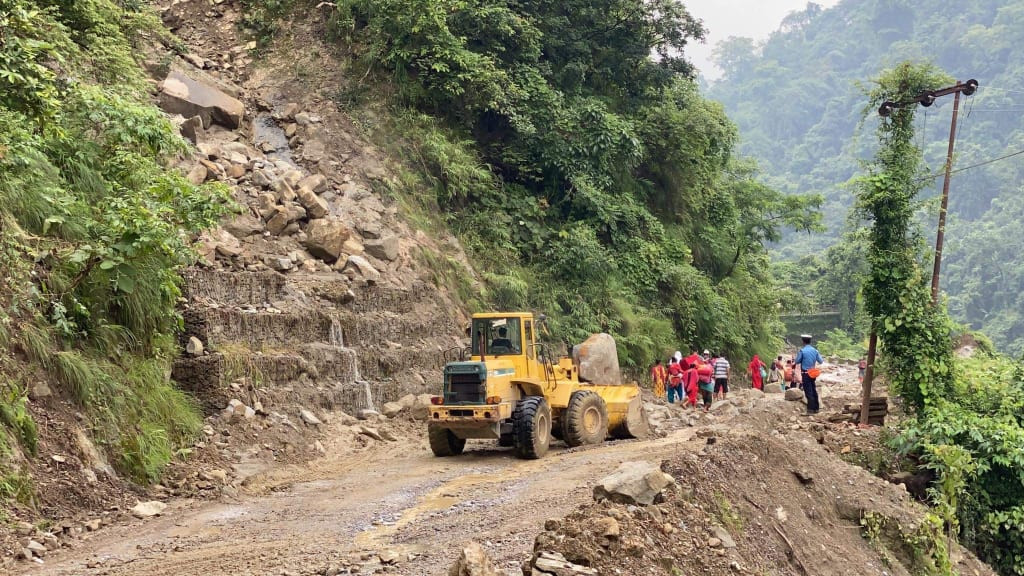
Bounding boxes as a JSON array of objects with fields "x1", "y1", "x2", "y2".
[{"x1": 915, "y1": 147, "x2": 1024, "y2": 183}]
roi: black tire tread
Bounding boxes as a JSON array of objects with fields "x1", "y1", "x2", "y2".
[
  {"x1": 563, "y1": 390, "x2": 608, "y2": 447},
  {"x1": 428, "y1": 423, "x2": 466, "y2": 456},
  {"x1": 513, "y1": 396, "x2": 551, "y2": 459}
]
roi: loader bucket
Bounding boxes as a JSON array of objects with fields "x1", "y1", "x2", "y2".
[{"x1": 585, "y1": 384, "x2": 650, "y2": 439}]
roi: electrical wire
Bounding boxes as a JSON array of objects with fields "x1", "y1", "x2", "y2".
[{"x1": 915, "y1": 147, "x2": 1024, "y2": 183}]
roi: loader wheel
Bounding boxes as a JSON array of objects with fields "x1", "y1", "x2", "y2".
[
  {"x1": 513, "y1": 396, "x2": 551, "y2": 459},
  {"x1": 428, "y1": 423, "x2": 466, "y2": 456},
  {"x1": 563, "y1": 390, "x2": 608, "y2": 447}
]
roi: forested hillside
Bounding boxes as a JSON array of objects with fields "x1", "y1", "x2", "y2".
[
  {"x1": 329, "y1": 0, "x2": 820, "y2": 366},
  {"x1": 708, "y1": 0, "x2": 1024, "y2": 354}
]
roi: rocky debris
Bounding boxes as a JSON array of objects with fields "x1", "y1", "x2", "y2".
[
  {"x1": 130, "y1": 501, "x2": 167, "y2": 519},
  {"x1": 223, "y1": 214, "x2": 263, "y2": 239},
  {"x1": 381, "y1": 401, "x2": 404, "y2": 418},
  {"x1": 303, "y1": 219, "x2": 351, "y2": 263},
  {"x1": 448, "y1": 542, "x2": 499, "y2": 576},
  {"x1": 186, "y1": 336, "x2": 204, "y2": 356},
  {"x1": 593, "y1": 461, "x2": 674, "y2": 505},
  {"x1": 223, "y1": 399, "x2": 256, "y2": 421},
  {"x1": 763, "y1": 382, "x2": 784, "y2": 394},
  {"x1": 573, "y1": 333, "x2": 621, "y2": 385},
  {"x1": 364, "y1": 235, "x2": 399, "y2": 262},
  {"x1": 356, "y1": 425, "x2": 387, "y2": 441},
  {"x1": 296, "y1": 186, "x2": 330, "y2": 219},
  {"x1": 712, "y1": 525, "x2": 737, "y2": 549},
  {"x1": 299, "y1": 408, "x2": 323, "y2": 426},
  {"x1": 343, "y1": 255, "x2": 381, "y2": 283},
  {"x1": 785, "y1": 388, "x2": 805, "y2": 401},
  {"x1": 186, "y1": 164, "x2": 208, "y2": 185},
  {"x1": 531, "y1": 551, "x2": 598, "y2": 576},
  {"x1": 158, "y1": 70, "x2": 244, "y2": 129}
]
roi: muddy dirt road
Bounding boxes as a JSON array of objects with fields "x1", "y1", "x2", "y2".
[{"x1": 17, "y1": 426, "x2": 702, "y2": 576}]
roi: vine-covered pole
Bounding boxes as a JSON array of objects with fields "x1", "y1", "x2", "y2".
[{"x1": 930, "y1": 88, "x2": 961, "y2": 304}]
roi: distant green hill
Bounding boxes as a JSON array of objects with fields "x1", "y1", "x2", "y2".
[{"x1": 707, "y1": 0, "x2": 1024, "y2": 354}]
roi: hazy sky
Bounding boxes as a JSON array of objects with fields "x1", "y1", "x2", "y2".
[{"x1": 684, "y1": 0, "x2": 842, "y2": 80}]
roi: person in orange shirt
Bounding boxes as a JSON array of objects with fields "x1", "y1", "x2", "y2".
[{"x1": 650, "y1": 359, "x2": 667, "y2": 399}]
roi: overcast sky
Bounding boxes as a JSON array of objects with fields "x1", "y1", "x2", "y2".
[{"x1": 684, "y1": 0, "x2": 842, "y2": 80}]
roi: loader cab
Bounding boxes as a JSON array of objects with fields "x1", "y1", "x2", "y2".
[{"x1": 470, "y1": 313, "x2": 539, "y2": 378}]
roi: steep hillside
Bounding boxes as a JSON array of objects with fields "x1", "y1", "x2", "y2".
[{"x1": 708, "y1": 0, "x2": 1024, "y2": 353}]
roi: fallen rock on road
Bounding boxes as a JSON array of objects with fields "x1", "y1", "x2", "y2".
[{"x1": 592, "y1": 461, "x2": 674, "y2": 505}]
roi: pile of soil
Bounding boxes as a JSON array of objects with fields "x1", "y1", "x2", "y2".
[{"x1": 528, "y1": 432, "x2": 995, "y2": 576}]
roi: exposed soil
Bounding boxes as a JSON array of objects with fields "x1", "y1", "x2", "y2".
[{"x1": 5, "y1": 365, "x2": 996, "y2": 576}]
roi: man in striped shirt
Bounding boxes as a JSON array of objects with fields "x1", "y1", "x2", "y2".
[{"x1": 713, "y1": 354, "x2": 730, "y2": 401}]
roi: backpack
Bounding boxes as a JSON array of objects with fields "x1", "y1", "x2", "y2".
[{"x1": 759, "y1": 365, "x2": 767, "y2": 381}]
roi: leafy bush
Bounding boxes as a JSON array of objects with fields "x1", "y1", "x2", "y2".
[{"x1": 0, "y1": 0, "x2": 229, "y2": 486}]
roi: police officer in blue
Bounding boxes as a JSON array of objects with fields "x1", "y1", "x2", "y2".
[{"x1": 795, "y1": 334, "x2": 824, "y2": 415}]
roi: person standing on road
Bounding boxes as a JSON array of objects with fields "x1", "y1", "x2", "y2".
[
  {"x1": 795, "y1": 334, "x2": 824, "y2": 415},
  {"x1": 784, "y1": 360, "x2": 794, "y2": 390},
  {"x1": 767, "y1": 356, "x2": 783, "y2": 388},
  {"x1": 713, "y1": 353, "x2": 730, "y2": 401},
  {"x1": 650, "y1": 359, "x2": 667, "y2": 399},
  {"x1": 748, "y1": 354, "x2": 766, "y2": 391},
  {"x1": 683, "y1": 359, "x2": 701, "y2": 410},
  {"x1": 667, "y1": 358, "x2": 683, "y2": 404}
]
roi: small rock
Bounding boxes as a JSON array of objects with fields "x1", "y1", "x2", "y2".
[
  {"x1": 296, "y1": 185, "x2": 329, "y2": 219},
  {"x1": 590, "y1": 516, "x2": 620, "y2": 538},
  {"x1": 379, "y1": 548, "x2": 401, "y2": 565},
  {"x1": 593, "y1": 461, "x2": 674, "y2": 506},
  {"x1": 784, "y1": 388, "x2": 805, "y2": 401},
  {"x1": 186, "y1": 164, "x2": 208, "y2": 185},
  {"x1": 186, "y1": 336, "x2": 204, "y2": 356},
  {"x1": 130, "y1": 501, "x2": 168, "y2": 518},
  {"x1": 712, "y1": 526, "x2": 736, "y2": 549},
  {"x1": 298, "y1": 173, "x2": 328, "y2": 194},
  {"x1": 299, "y1": 408, "x2": 323, "y2": 426},
  {"x1": 357, "y1": 409, "x2": 381, "y2": 420},
  {"x1": 344, "y1": 255, "x2": 381, "y2": 283},
  {"x1": 381, "y1": 402, "x2": 404, "y2": 418},
  {"x1": 708, "y1": 537, "x2": 722, "y2": 548},
  {"x1": 364, "y1": 235, "x2": 400, "y2": 262},
  {"x1": 449, "y1": 542, "x2": 499, "y2": 576},
  {"x1": 793, "y1": 469, "x2": 814, "y2": 485},
  {"x1": 358, "y1": 426, "x2": 384, "y2": 441}
]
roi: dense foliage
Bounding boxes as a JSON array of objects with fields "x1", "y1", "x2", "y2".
[
  {"x1": 327, "y1": 0, "x2": 820, "y2": 366},
  {"x1": 0, "y1": 0, "x2": 229, "y2": 487},
  {"x1": 852, "y1": 62, "x2": 1024, "y2": 576},
  {"x1": 708, "y1": 0, "x2": 1024, "y2": 354}
]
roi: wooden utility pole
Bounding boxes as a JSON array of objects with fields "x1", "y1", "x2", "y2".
[
  {"x1": 930, "y1": 89, "x2": 962, "y2": 305},
  {"x1": 859, "y1": 330, "x2": 878, "y2": 426}
]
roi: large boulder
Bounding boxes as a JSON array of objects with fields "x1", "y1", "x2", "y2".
[
  {"x1": 295, "y1": 185, "x2": 329, "y2": 219},
  {"x1": 784, "y1": 388, "x2": 805, "y2": 402},
  {"x1": 593, "y1": 461, "x2": 674, "y2": 505},
  {"x1": 763, "y1": 382, "x2": 785, "y2": 394},
  {"x1": 303, "y1": 219, "x2": 351, "y2": 263},
  {"x1": 158, "y1": 70, "x2": 244, "y2": 128},
  {"x1": 449, "y1": 542, "x2": 499, "y2": 576},
  {"x1": 531, "y1": 551, "x2": 598, "y2": 576},
  {"x1": 572, "y1": 333, "x2": 621, "y2": 385},
  {"x1": 411, "y1": 393, "x2": 434, "y2": 420}
]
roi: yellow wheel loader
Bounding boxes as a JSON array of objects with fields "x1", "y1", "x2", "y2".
[{"x1": 427, "y1": 312, "x2": 649, "y2": 459}]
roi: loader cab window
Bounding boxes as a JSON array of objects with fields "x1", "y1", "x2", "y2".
[{"x1": 472, "y1": 317, "x2": 522, "y2": 356}]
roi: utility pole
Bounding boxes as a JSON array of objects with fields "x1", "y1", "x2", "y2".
[
  {"x1": 931, "y1": 89, "x2": 961, "y2": 304},
  {"x1": 878, "y1": 78, "x2": 978, "y2": 305},
  {"x1": 859, "y1": 79, "x2": 978, "y2": 423}
]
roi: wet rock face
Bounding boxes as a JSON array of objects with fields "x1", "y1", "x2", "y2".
[{"x1": 158, "y1": 70, "x2": 245, "y2": 128}]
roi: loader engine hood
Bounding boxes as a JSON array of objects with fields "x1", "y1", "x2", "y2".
[{"x1": 443, "y1": 361, "x2": 488, "y2": 405}]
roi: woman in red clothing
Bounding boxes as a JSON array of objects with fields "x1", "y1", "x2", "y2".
[
  {"x1": 748, "y1": 354, "x2": 767, "y2": 391},
  {"x1": 683, "y1": 360, "x2": 700, "y2": 409}
]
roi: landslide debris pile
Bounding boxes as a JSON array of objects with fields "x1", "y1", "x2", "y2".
[{"x1": 517, "y1": 434, "x2": 995, "y2": 576}]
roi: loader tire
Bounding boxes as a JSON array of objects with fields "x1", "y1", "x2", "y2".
[
  {"x1": 513, "y1": 396, "x2": 551, "y2": 459},
  {"x1": 563, "y1": 390, "x2": 608, "y2": 447},
  {"x1": 428, "y1": 423, "x2": 466, "y2": 457}
]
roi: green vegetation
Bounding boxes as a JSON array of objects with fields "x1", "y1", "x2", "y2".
[
  {"x1": 709, "y1": 0, "x2": 1024, "y2": 355},
  {"x1": 316, "y1": 0, "x2": 821, "y2": 366},
  {"x1": 847, "y1": 61, "x2": 1024, "y2": 576},
  {"x1": 0, "y1": 0, "x2": 229, "y2": 488}
]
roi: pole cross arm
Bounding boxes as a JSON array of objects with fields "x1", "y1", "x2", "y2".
[{"x1": 878, "y1": 79, "x2": 978, "y2": 117}]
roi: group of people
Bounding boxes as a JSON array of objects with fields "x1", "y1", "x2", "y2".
[
  {"x1": 649, "y1": 335, "x2": 824, "y2": 416},
  {"x1": 649, "y1": 350, "x2": 731, "y2": 412}
]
